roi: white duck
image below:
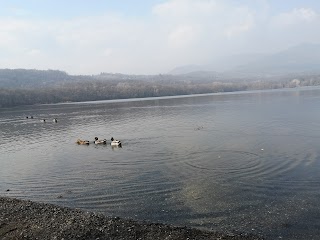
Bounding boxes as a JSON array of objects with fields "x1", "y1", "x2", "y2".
[
  {"x1": 94, "y1": 137, "x2": 107, "y2": 144},
  {"x1": 110, "y1": 137, "x2": 121, "y2": 146}
]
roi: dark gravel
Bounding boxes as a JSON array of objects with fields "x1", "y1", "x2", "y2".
[{"x1": 0, "y1": 197, "x2": 263, "y2": 239}]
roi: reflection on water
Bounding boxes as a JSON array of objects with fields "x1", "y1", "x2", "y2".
[{"x1": 1, "y1": 87, "x2": 320, "y2": 239}]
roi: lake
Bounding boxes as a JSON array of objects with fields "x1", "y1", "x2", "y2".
[{"x1": 1, "y1": 87, "x2": 320, "y2": 239}]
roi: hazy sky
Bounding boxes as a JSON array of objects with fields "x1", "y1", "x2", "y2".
[{"x1": 1, "y1": 0, "x2": 320, "y2": 74}]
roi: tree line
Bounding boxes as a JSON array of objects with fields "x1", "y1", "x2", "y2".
[{"x1": 0, "y1": 69, "x2": 320, "y2": 108}]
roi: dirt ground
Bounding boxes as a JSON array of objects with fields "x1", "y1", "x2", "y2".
[{"x1": 0, "y1": 197, "x2": 263, "y2": 239}]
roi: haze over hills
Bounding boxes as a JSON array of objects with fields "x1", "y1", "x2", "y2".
[
  {"x1": 169, "y1": 43, "x2": 320, "y2": 76},
  {"x1": 1, "y1": 41, "x2": 320, "y2": 108},
  {"x1": 169, "y1": 54, "x2": 266, "y2": 75},
  {"x1": 0, "y1": 43, "x2": 319, "y2": 89}
]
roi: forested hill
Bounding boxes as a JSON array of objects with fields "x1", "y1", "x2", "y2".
[
  {"x1": 0, "y1": 69, "x2": 220, "y2": 89},
  {"x1": 0, "y1": 68, "x2": 320, "y2": 108},
  {"x1": 0, "y1": 69, "x2": 71, "y2": 89}
]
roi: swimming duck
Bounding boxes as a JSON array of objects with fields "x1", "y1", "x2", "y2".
[
  {"x1": 94, "y1": 137, "x2": 107, "y2": 144},
  {"x1": 76, "y1": 139, "x2": 90, "y2": 145},
  {"x1": 110, "y1": 137, "x2": 122, "y2": 146},
  {"x1": 53, "y1": 118, "x2": 58, "y2": 123},
  {"x1": 40, "y1": 119, "x2": 46, "y2": 122}
]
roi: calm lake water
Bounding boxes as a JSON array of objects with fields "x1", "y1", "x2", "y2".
[{"x1": 1, "y1": 87, "x2": 320, "y2": 239}]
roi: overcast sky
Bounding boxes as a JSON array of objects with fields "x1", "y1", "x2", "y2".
[{"x1": 1, "y1": 0, "x2": 320, "y2": 74}]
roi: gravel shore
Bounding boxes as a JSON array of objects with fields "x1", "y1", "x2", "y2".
[{"x1": 0, "y1": 197, "x2": 263, "y2": 239}]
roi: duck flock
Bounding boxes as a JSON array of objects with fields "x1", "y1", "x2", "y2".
[
  {"x1": 25, "y1": 116, "x2": 121, "y2": 147},
  {"x1": 76, "y1": 137, "x2": 122, "y2": 147},
  {"x1": 26, "y1": 116, "x2": 58, "y2": 123}
]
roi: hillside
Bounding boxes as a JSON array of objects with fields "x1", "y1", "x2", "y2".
[
  {"x1": 2, "y1": 43, "x2": 320, "y2": 109},
  {"x1": 0, "y1": 69, "x2": 71, "y2": 89},
  {"x1": 235, "y1": 43, "x2": 320, "y2": 74},
  {"x1": 169, "y1": 43, "x2": 320, "y2": 76}
]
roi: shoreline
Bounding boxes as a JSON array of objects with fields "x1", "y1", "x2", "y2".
[
  {"x1": 0, "y1": 197, "x2": 263, "y2": 239},
  {"x1": 1, "y1": 85, "x2": 318, "y2": 110}
]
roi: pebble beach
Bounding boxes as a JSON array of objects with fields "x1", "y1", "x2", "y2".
[{"x1": 0, "y1": 197, "x2": 263, "y2": 240}]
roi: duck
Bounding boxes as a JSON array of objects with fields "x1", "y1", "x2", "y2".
[
  {"x1": 76, "y1": 139, "x2": 90, "y2": 145},
  {"x1": 53, "y1": 118, "x2": 58, "y2": 123},
  {"x1": 110, "y1": 137, "x2": 122, "y2": 146},
  {"x1": 40, "y1": 119, "x2": 46, "y2": 123},
  {"x1": 94, "y1": 137, "x2": 107, "y2": 144}
]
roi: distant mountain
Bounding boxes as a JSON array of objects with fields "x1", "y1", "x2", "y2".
[
  {"x1": 210, "y1": 53, "x2": 266, "y2": 72},
  {"x1": 169, "y1": 54, "x2": 264, "y2": 75},
  {"x1": 169, "y1": 65, "x2": 209, "y2": 75},
  {"x1": 235, "y1": 43, "x2": 320, "y2": 74},
  {"x1": 169, "y1": 43, "x2": 320, "y2": 76},
  {"x1": 0, "y1": 69, "x2": 71, "y2": 89}
]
